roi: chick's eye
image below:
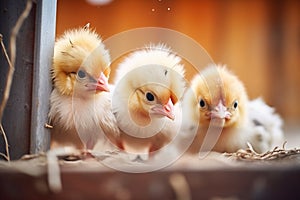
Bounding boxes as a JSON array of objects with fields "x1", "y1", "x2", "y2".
[
  {"x1": 77, "y1": 70, "x2": 86, "y2": 79},
  {"x1": 145, "y1": 92, "x2": 155, "y2": 102},
  {"x1": 199, "y1": 99, "x2": 206, "y2": 108},
  {"x1": 233, "y1": 101, "x2": 238, "y2": 109}
]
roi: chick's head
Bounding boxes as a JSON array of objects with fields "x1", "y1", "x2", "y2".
[
  {"x1": 191, "y1": 65, "x2": 248, "y2": 128},
  {"x1": 112, "y1": 44, "x2": 186, "y2": 133},
  {"x1": 52, "y1": 25, "x2": 111, "y2": 97},
  {"x1": 129, "y1": 83, "x2": 175, "y2": 126}
]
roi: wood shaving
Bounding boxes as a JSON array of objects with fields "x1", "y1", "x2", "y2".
[
  {"x1": 46, "y1": 147, "x2": 80, "y2": 193},
  {"x1": 44, "y1": 123, "x2": 53, "y2": 129}
]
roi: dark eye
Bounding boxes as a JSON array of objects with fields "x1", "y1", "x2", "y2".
[
  {"x1": 145, "y1": 92, "x2": 155, "y2": 101},
  {"x1": 77, "y1": 70, "x2": 86, "y2": 79},
  {"x1": 233, "y1": 100, "x2": 238, "y2": 109},
  {"x1": 199, "y1": 99, "x2": 206, "y2": 108}
]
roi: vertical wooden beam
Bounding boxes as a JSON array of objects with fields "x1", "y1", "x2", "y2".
[{"x1": 30, "y1": 0, "x2": 57, "y2": 154}]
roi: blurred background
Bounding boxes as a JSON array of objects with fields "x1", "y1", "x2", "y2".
[{"x1": 56, "y1": 0, "x2": 299, "y2": 126}]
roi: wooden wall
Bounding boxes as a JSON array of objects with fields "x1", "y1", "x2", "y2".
[{"x1": 56, "y1": 0, "x2": 300, "y2": 123}]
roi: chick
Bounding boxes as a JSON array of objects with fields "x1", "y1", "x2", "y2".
[
  {"x1": 111, "y1": 44, "x2": 185, "y2": 159},
  {"x1": 48, "y1": 24, "x2": 119, "y2": 150},
  {"x1": 185, "y1": 64, "x2": 284, "y2": 154},
  {"x1": 186, "y1": 64, "x2": 250, "y2": 153}
]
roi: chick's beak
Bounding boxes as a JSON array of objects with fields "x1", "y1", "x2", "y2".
[
  {"x1": 210, "y1": 101, "x2": 231, "y2": 120},
  {"x1": 96, "y1": 72, "x2": 110, "y2": 92},
  {"x1": 150, "y1": 98, "x2": 175, "y2": 120}
]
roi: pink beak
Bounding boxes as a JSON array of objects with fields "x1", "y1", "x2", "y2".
[
  {"x1": 96, "y1": 72, "x2": 110, "y2": 92},
  {"x1": 151, "y1": 98, "x2": 175, "y2": 120},
  {"x1": 210, "y1": 101, "x2": 231, "y2": 119}
]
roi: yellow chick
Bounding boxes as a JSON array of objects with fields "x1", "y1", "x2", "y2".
[
  {"x1": 111, "y1": 44, "x2": 186, "y2": 160},
  {"x1": 186, "y1": 64, "x2": 250, "y2": 153},
  {"x1": 184, "y1": 64, "x2": 284, "y2": 154},
  {"x1": 48, "y1": 24, "x2": 119, "y2": 150}
]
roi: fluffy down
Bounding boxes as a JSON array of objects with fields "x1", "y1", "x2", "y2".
[{"x1": 247, "y1": 98, "x2": 284, "y2": 153}]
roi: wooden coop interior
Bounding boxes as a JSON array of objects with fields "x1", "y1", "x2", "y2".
[{"x1": 0, "y1": 0, "x2": 299, "y2": 199}]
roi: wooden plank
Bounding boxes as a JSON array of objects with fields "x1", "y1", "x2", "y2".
[
  {"x1": 0, "y1": 167, "x2": 299, "y2": 199},
  {"x1": 30, "y1": 0, "x2": 57, "y2": 154}
]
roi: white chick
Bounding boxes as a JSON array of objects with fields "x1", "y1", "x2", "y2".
[{"x1": 111, "y1": 44, "x2": 186, "y2": 160}]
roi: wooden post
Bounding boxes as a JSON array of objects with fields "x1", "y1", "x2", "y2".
[{"x1": 30, "y1": 0, "x2": 57, "y2": 154}]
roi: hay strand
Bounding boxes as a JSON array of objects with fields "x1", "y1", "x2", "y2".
[{"x1": 224, "y1": 142, "x2": 300, "y2": 161}]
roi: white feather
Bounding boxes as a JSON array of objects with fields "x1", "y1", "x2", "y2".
[
  {"x1": 247, "y1": 97, "x2": 284, "y2": 152},
  {"x1": 49, "y1": 87, "x2": 119, "y2": 149}
]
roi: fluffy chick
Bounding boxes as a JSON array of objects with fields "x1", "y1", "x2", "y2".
[
  {"x1": 185, "y1": 64, "x2": 284, "y2": 154},
  {"x1": 48, "y1": 24, "x2": 119, "y2": 150},
  {"x1": 112, "y1": 44, "x2": 185, "y2": 159},
  {"x1": 186, "y1": 64, "x2": 250, "y2": 153}
]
